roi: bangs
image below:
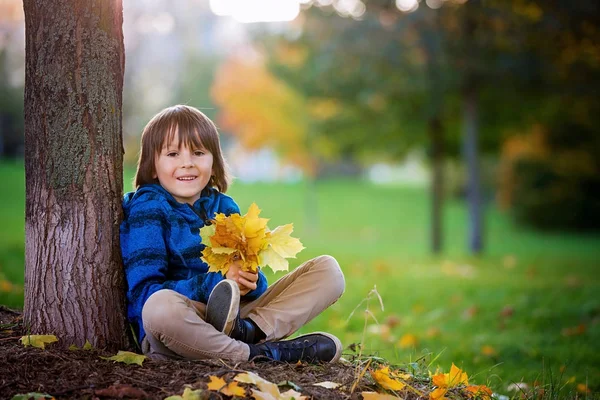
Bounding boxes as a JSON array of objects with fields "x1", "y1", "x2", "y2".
[{"x1": 162, "y1": 122, "x2": 206, "y2": 151}]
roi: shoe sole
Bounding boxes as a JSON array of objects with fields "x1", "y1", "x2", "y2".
[
  {"x1": 295, "y1": 331, "x2": 343, "y2": 363},
  {"x1": 205, "y1": 279, "x2": 240, "y2": 334}
]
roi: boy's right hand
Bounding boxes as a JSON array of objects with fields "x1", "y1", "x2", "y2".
[{"x1": 226, "y1": 260, "x2": 258, "y2": 296}]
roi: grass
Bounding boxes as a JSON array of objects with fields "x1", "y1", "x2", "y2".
[{"x1": 2, "y1": 159, "x2": 599, "y2": 397}]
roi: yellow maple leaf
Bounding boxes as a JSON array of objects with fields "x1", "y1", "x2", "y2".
[
  {"x1": 371, "y1": 366, "x2": 406, "y2": 391},
  {"x1": 429, "y1": 387, "x2": 448, "y2": 400},
  {"x1": 206, "y1": 375, "x2": 246, "y2": 397},
  {"x1": 207, "y1": 375, "x2": 227, "y2": 391},
  {"x1": 100, "y1": 350, "x2": 147, "y2": 366},
  {"x1": 432, "y1": 364, "x2": 469, "y2": 389},
  {"x1": 235, "y1": 371, "x2": 306, "y2": 400},
  {"x1": 20, "y1": 334, "x2": 58, "y2": 349},
  {"x1": 264, "y1": 224, "x2": 304, "y2": 258},
  {"x1": 361, "y1": 392, "x2": 400, "y2": 400},
  {"x1": 164, "y1": 387, "x2": 206, "y2": 400},
  {"x1": 465, "y1": 385, "x2": 493, "y2": 399},
  {"x1": 200, "y1": 203, "x2": 303, "y2": 274}
]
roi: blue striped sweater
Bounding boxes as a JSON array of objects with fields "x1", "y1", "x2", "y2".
[{"x1": 120, "y1": 184, "x2": 268, "y2": 342}]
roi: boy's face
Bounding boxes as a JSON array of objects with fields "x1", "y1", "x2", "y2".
[{"x1": 154, "y1": 129, "x2": 214, "y2": 205}]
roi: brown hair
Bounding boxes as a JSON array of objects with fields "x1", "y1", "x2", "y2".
[{"x1": 134, "y1": 105, "x2": 231, "y2": 192}]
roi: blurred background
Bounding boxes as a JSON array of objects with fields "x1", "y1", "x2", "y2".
[{"x1": 1, "y1": 0, "x2": 599, "y2": 395}]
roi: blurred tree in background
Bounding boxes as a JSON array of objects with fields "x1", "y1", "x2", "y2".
[{"x1": 211, "y1": 0, "x2": 600, "y2": 246}]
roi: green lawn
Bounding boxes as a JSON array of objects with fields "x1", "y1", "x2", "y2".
[{"x1": 2, "y1": 159, "x2": 599, "y2": 397}]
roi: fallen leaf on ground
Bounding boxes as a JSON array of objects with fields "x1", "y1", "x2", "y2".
[
  {"x1": 371, "y1": 366, "x2": 407, "y2": 391},
  {"x1": 481, "y1": 345, "x2": 497, "y2": 356},
  {"x1": 397, "y1": 333, "x2": 418, "y2": 349},
  {"x1": 361, "y1": 392, "x2": 402, "y2": 399},
  {"x1": 235, "y1": 371, "x2": 306, "y2": 400},
  {"x1": 465, "y1": 385, "x2": 492, "y2": 399},
  {"x1": 10, "y1": 393, "x2": 55, "y2": 400},
  {"x1": 164, "y1": 387, "x2": 208, "y2": 400},
  {"x1": 429, "y1": 387, "x2": 447, "y2": 400},
  {"x1": 69, "y1": 340, "x2": 93, "y2": 351},
  {"x1": 312, "y1": 381, "x2": 341, "y2": 389},
  {"x1": 94, "y1": 384, "x2": 149, "y2": 399},
  {"x1": 100, "y1": 350, "x2": 147, "y2": 366},
  {"x1": 19, "y1": 334, "x2": 58, "y2": 349},
  {"x1": 206, "y1": 375, "x2": 246, "y2": 397},
  {"x1": 432, "y1": 364, "x2": 469, "y2": 388}
]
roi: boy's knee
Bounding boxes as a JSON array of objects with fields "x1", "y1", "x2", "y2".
[
  {"x1": 314, "y1": 255, "x2": 345, "y2": 298},
  {"x1": 142, "y1": 289, "x2": 181, "y2": 334}
]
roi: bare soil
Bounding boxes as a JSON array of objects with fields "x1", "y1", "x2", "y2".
[{"x1": 0, "y1": 306, "x2": 378, "y2": 400}]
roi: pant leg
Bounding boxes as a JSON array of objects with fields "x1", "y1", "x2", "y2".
[
  {"x1": 141, "y1": 289, "x2": 250, "y2": 361},
  {"x1": 240, "y1": 255, "x2": 345, "y2": 341}
]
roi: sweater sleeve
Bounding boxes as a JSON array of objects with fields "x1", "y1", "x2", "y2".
[
  {"x1": 121, "y1": 199, "x2": 222, "y2": 323},
  {"x1": 217, "y1": 194, "x2": 268, "y2": 300}
]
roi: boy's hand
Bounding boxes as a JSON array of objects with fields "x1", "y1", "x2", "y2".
[{"x1": 226, "y1": 260, "x2": 258, "y2": 296}]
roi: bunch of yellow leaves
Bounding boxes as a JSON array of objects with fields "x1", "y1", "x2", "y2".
[
  {"x1": 200, "y1": 203, "x2": 304, "y2": 274},
  {"x1": 430, "y1": 364, "x2": 492, "y2": 400}
]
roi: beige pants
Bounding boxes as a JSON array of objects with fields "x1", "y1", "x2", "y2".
[{"x1": 140, "y1": 255, "x2": 345, "y2": 362}]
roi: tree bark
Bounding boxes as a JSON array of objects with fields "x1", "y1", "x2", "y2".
[
  {"x1": 428, "y1": 117, "x2": 444, "y2": 254},
  {"x1": 462, "y1": 0, "x2": 484, "y2": 254},
  {"x1": 23, "y1": 0, "x2": 127, "y2": 349},
  {"x1": 463, "y1": 84, "x2": 483, "y2": 253}
]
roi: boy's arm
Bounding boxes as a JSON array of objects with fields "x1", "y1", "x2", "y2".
[{"x1": 121, "y1": 200, "x2": 222, "y2": 315}]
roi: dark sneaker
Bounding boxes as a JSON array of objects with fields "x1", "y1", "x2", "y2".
[
  {"x1": 248, "y1": 332, "x2": 342, "y2": 363},
  {"x1": 205, "y1": 279, "x2": 239, "y2": 334},
  {"x1": 229, "y1": 315, "x2": 262, "y2": 344}
]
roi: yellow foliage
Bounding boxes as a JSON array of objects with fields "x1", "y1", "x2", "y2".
[
  {"x1": 211, "y1": 56, "x2": 313, "y2": 173},
  {"x1": 207, "y1": 375, "x2": 246, "y2": 397},
  {"x1": 100, "y1": 351, "x2": 147, "y2": 366},
  {"x1": 361, "y1": 392, "x2": 401, "y2": 400},
  {"x1": 371, "y1": 366, "x2": 407, "y2": 391},
  {"x1": 19, "y1": 334, "x2": 58, "y2": 350},
  {"x1": 432, "y1": 364, "x2": 469, "y2": 388},
  {"x1": 200, "y1": 203, "x2": 303, "y2": 275},
  {"x1": 235, "y1": 371, "x2": 307, "y2": 400},
  {"x1": 397, "y1": 333, "x2": 418, "y2": 349},
  {"x1": 465, "y1": 385, "x2": 493, "y2": 399}
]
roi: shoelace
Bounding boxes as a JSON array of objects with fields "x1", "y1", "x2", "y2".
[{"x1": 272, "y1": 339, "x2": 318, "y2": 361}]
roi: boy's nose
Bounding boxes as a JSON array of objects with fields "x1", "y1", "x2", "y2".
[{"x1": 180, "y1": 152, "x2": 193, "y2": 167}]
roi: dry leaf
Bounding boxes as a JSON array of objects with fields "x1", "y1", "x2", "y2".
[
  {"x1": 235, "y1": 372, "x2": 306, "y2": 400},
  {"x1": 465, "y1": 385, "x2": 493, "y2": 399},
  {"x1": 371, "y1": 366, "x2": 406, "y2": 391},
  {"x1": 164, "y1": 387, "x2": 207, "y2": 400},
  {"x1": 207, "y1": 376, "x2": 227, "y2": 391},
  {"x1": 19, "y1": 335, "x2": 58, "y2": 349},
  {"x1": 94, "y1": 384, "x2": 149, "y2": 399},
  {"x1": 397, "y1": 333, "x2": 418, "y2": 349},
  {"x1": 361, "y1": 392, "x2": 401, "y2": 399},
  {"x1": 429, "y1": 387, "x2": 448, "y2": 400},
  {"x1": 207, "y1": 375, "x2": 246, "y2": 397},
  {"x1": 69, "y1": 340, "x2": 93, "y2": 351},
  {"x1": 312, "y1": 381, "x2": 341, "y2": 389},
  {"x1": 431, "y1": 364, "x2": 469, "y2": 389},
  {"x1": 101, "y1": 350, "x2": 146, "y2": 366}
]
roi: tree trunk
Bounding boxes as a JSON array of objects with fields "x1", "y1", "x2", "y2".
[
  {"x1": 462, "y1": 0, "x2": 484, "y2": 254},
  {"x1": 23, "y1": 0, "x2": 127, "y2": 349},
  {"x1": 463, "y1": 85, "x2": 483, "y2": 254},
  {"x1": 428, "y1": 117, "x2": 444, "y2": 254}
]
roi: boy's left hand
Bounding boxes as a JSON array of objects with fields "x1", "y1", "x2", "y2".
[{"x1": 226, "y1": 261, "x2": 258, "y2": 296}]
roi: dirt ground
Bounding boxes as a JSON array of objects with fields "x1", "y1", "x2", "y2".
[{"x1": 0, "y1": 306, "x2": 383, "y2": 400}]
